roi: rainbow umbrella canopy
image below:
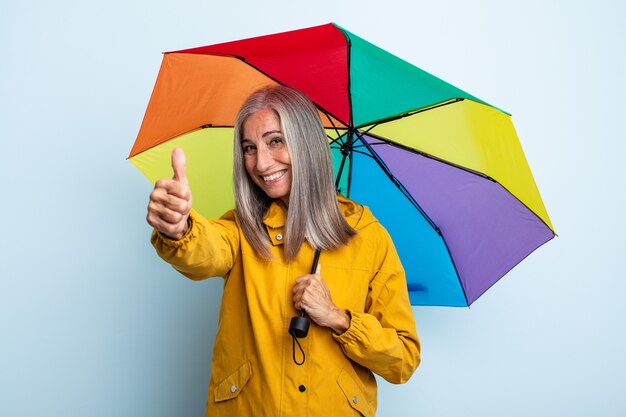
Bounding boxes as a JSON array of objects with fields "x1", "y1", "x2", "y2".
[{"x1": 129, "y1": 23, "x2": 555, "y2": 307}]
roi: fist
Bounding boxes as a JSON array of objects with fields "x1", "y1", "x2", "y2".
[
  {"x1": 292, "y1": 265, "x2": 351, "y2": 334},
  {"x1": 146, "y1": 148, "x2": 192, "y2": 240}
]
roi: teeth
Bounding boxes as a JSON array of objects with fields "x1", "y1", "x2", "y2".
[{"x1": 263, "y1": 170, "x2": 286, "y2": 183}]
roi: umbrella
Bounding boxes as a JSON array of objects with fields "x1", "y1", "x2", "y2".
[{"x1": 129, "y1": 23, "x2": 555, "y2": 307}]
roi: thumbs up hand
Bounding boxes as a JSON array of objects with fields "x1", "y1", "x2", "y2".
[{"x1": 147, "y1": 148, "x2": 193, "y2": 240}]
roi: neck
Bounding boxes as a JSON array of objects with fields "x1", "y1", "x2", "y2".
[{"x1": 278, "y1": 196, "x2": 289, "y2": 211}]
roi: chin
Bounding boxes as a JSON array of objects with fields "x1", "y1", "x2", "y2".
[
  {"x1": 257, "y1": 181, "x2": 290, "y2": 201},
  {"x1": 265, "y1": 190, "x2": 289, "y2": 200}
]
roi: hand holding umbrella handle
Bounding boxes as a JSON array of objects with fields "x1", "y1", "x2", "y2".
[{"x1": 146, "y1": 148, "x2": 193, "y2": 240}]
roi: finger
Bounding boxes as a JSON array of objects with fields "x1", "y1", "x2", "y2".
[
  {"x1": 293, "y1": 293, "x2": 301, "y2": 310},
  {"x1": 147, "y1": 209, "x2": 180, "y2": 233},
  {"x1": 154, "y1": 179, "x2": 191, "y2": 201},
  {"x1": 292, "y1": 279, "x2": 310, "y2": 296},
  {"x1": 171, "y1": 148, "x2": 189, "y2": 186},
  {"x1": 294, "y1": 275, "x2": 310, "y2": 284},
  {"x1": 148, "y1": 215, "x2": 186, "y2": 240},
  {"x1": 150, "y1": 191, "x2": 188, "y2": 219},
  {"x1": 149, "y1": 202, "x2": 187, "y2": 224},
  {"x1": 151, "y1": 189, "x2": 190, "y2": 214},
  {"x1": 315, "y1": 264, "x2": 321, "y2": 276},
  {"x1": 293, "y1": 288, "x2": 306, "y2": 310}
]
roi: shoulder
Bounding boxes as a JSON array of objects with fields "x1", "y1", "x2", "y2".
[
  {"x1": 218, "y1": 208, "x2": 238, "y2": 223},
  {"x1": 337, "y1": 195, "x2": 384, "y2": 233},
  {"x1": 337, "y1": 195, "x2": 396, "y2": 259}
]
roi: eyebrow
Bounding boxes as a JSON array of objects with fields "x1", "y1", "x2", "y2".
[
  {"x1": 261, "y1": 130, "x2": 282, "y2": 138},
  {"x1": 241, "y1": 130, "x2": 283, "y2": 142}
]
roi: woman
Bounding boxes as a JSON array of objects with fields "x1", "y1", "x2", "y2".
[{"x1": 147, "y1": 86, "x2": 420, "y2": 417}]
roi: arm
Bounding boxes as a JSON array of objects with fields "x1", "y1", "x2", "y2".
[
  {"x1": 332, "y1": 229, "x2": 420, "y2": 384},
  {"x1": 152, "y1": 209, "x2": 240, "y2": 281},
  {"x1": 147, "y1": 148, "x2": 240, "y2": 280}
]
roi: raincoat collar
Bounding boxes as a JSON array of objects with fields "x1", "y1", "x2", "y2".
[{"x1": 262, "y1": 201, "x2": 287, "y2": 229}]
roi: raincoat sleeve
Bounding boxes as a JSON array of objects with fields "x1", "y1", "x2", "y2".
[
  {"x1": 151, "y1": 208, "x2": 240, "y2": 280},
  {"x1": 333, "y1": 225, "x2": 420, "y2": 384}
]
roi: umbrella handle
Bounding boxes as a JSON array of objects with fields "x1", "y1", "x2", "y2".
[{"x1": 288, "y1": 249, "x2": 321, "y2": 339}]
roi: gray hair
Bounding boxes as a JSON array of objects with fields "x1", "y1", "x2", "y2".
[{"x1": 233, "y1": 86, "x2": 355, "y2": 261}]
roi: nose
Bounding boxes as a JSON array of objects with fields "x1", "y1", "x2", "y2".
[{"x1": 255, "y1": 145, "x2": 274, "y2": 172}]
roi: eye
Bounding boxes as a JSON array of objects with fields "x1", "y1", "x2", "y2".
[
  {"x1": 242, "y1": 144, "x2": 256, "y2": 154},
  {"x1": 269, "y1": 137, "x2": 284, "y2": 146}
]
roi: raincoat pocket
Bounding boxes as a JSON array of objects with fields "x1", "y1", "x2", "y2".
[
  {"x1": 213, "y1": 361, "x2": 252, "y2": 403},
  {"x1": 337, "y1": 369, "x2": 373, "y2": 417}
]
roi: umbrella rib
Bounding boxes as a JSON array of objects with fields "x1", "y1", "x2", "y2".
[
  {"x1": 351, "y1": 149, "x2": 376, "y2": 158},
  {"x1": 129, "y1": 124, "x2": 236, "y2": 158},
  {"x1": 355, "y1": 136, "x2": 441, "y2": 234},
  {"x1": 337, "y1": 26, "x2": 355, "y2": 129},
  {"x1": 355, "y1": 98, "x2": 464, "y2": 131},
  {"x1": 175, "y1": 52, "x2": 351, "y2": 127},
  {"x1": 361, "y1": 131, "x2": 495, "y2": 181},
  {"x1": 328, "y1": 135, "x2": 346, "y2": 146},
  {"x1": 357, "y1": 137, "x2": 558, "y2": 234},
  {"x1": 357, "y1": 136, "x2": 557, "y2": 234},
  {"x1": 360, "y1": 130, "x2": 556, "y2": 238},
  {"x1": 321, "y1": 108, "x2": 348, "y2": 140},
  {"x1": 225, "y1": 55, "x2": 350, "y2": 127},
  {"x1": 340, "y1": 26, "x2": 355, "y2": 197},
  {"x1": 351, "y1": 142, "x2": 383, "y2": 149}
]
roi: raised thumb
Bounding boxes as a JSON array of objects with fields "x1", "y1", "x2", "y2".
[{"x1": 171, "y1": 148, "x2": 188, "y2": 186}]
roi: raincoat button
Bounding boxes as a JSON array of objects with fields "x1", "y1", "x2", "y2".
[
  {"x1": 230, "y1": 385, "x2": 237, "y2": 393},
  {"x1": 298, "y1": 384, "x2": 306, "y2": 392},
  {"x1": 276, "y1": 233, "x2": 283, "y2": 241},
  {"x1": 353, "y1": 395, "x2": 358, "y2": 404}
]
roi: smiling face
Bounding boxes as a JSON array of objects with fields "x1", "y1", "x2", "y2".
[{"x1": 241, "y1": 108, "x2": 293, "y2": 205}]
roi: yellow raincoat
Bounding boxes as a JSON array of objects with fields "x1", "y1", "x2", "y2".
[{"x1": 152, "y1": 195, "x2": 420, "y2": 417}]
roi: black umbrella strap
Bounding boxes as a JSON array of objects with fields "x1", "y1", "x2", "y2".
[{"x1": 290, "y1": 329, "x2": 305, "y2": 365}]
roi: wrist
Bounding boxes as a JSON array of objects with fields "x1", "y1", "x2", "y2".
[
  {"x1": 329, "y1": 308, "x2": 351, "y2": 335},
  {"x1": 161, "y1": 216, "x2": 191, "y2": 240},
  {"x1": 180, "y1": 215, "x2": 192, "y2": 237}
]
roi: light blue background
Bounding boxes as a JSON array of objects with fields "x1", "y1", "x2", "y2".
[{"x1": 1, "y1": 1, "x2": 624, "y2": 416}]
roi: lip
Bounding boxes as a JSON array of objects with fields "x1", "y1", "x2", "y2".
[{"x1": 260, "y1": 169, "x2": 287, "y2": 183}]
